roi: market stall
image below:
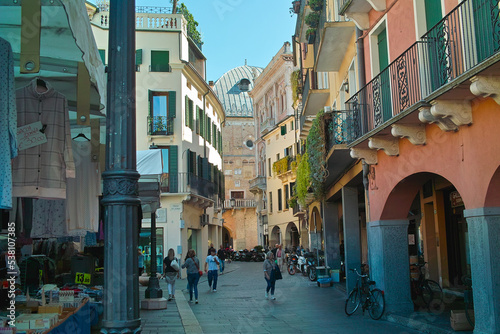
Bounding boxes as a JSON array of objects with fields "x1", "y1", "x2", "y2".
[{"x1": 0, "y1": 0, "x2": 106, "y2": 332}]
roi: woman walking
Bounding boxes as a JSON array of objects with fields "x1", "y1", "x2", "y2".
[
  {"x1": 163, "y1": 248, "x2": 180, "y2": 301},
  {"x1": 181, "y1": 249, "x2": 201, "y2": 304},
  {"x1": 263, "y1": 251, "x2": 277, "y2": 300}
]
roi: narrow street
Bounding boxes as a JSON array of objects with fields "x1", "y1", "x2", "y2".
[{"x1": 143, "y1": 261, "x2": 423, "y2": 334}]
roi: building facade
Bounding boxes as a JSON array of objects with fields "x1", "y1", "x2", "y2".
[
  {"x1": 213, "y1": 65, "x2": 263, "y2": 250},
  {"x1": 295, "y1": 0, "x2": 500, "y2": 332},
  {"x1": 90, "y1": 4, "x2": 224, "y2": 272},
  {"x1": 249, "y1": 43, "x2": 299, "y2": 249}
]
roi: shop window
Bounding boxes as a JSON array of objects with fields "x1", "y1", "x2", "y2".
[
  {"x1": 150, "y1": 50, "x2": 170, "y2": 72},
  {"x1": 139, "y1": 227, "x2": 164, "y2": 274}
]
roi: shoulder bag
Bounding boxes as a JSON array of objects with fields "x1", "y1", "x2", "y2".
[{"x1": 193, "y1": 258, "x2": 203, "y2": 277}]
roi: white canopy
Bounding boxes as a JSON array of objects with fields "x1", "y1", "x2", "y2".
[{"x1": 137, "y1": 150, "x2": 163, "y2": 176}]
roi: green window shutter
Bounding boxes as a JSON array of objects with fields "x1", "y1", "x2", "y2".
[
  {"x1": 189, "y1": 101, "x2": 194, "y2": 130},
  {"x1": 202, "y1": 158, "x2": 209, "y2": 180},
  {"x1": 207, "y1": 120, "x2": 212, "y2": 144},
  {"x1": 212, "y1": 124, "x2": 216, "y2": 145},
  {"x1": 151, "y1": 50, "x2": 170, "y2": 72},
  {"x1": 98, "y1": 49, "x2": 106, "y2": 64},
  {"x1": 424, "y1": 0, "x2": 442, "y2": 30},
  {"x1": 168, "y1": 91, "x2": 176, "y2": 119},
  {"x1": 148, "y1": 90, "x2": 153, "y2": 134},
  {"x1": 281, "y1": 125, "x2": 287, "y2": 135},
  {"x1": 195, "y1": 107, "x2": 200, "y2": 134},
  {"x1": 377, "y1": 29, "x2": 389, "y2": 71},
  {"x1": 135, "y1": 49, "x2": 142, "y2": 65},
  {"x1": 169, "y1": 146, "x2": 178, "y2": 193},
  {"x1": 185, "y1": 96, "x2": 189, "y2": 127},
  {"x1": 197, "y1": 156, "x2": 203, "y2": 176}
]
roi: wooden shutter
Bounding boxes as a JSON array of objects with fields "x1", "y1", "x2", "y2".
[
  {"x1": 168, "y1": 91, "x2": 176, "y2": 118},
  {"x1": 135, "y1": 49, "x2": 142, "y2": 65},
  {"x1": 189, "y1": 100, "x2": 194, "y2": 130},
  {"x1": 169, "y1": 146, "x2": 178, "y2": 193},
  {"x1": 202, "y1": 158, "x2": 209, "y2": 180},
  {"x1": 185, "y1": 96, "x2": 189, "y2": 127},
  {"x1": 281, "y1": 125, "x2": 287, "y2": 135},
  {"x1": 195, "y1": 107, "x2": 200, "y2": 134},
  {"x1": 151, "y1": 50, "x2": 170, "y2": 72}
]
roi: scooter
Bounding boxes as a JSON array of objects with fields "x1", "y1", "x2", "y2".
[{"x1": 287, "y1": 253, "x2": 299, "y2": 275}]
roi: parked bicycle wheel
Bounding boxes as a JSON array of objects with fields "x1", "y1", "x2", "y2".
[
  {"x1": 308, "y1": 267, "x2": 317, "y2": 281},
  {"x1": 422, "y1": 279, "x2": 443, "y2": 308},
  {"x1": 368, "y1": 288, "x2": 385, "y2": 320},
  {"x1": 345, "y1": 288, "x2": 361, "y2": 316}
]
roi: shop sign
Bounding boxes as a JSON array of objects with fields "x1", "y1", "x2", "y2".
[
  {"x1": 17, "y1": 121, "x2": 47, "y2": 151},
  {"x1": 450, "y1": 191, "x2": 464, "y2": 208},
  {"x1": 74, "y1": 272, "x2": 92, "y2": 285}
]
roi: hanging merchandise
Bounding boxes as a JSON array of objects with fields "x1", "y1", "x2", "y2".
[
  {"x1": 12, "y1": 78, "x2": 75, "y2": 199},
  {"x1": 30, "y1": 199, "x2": 67, "y2": 238},
  {"x1": 0, "y1": 37, "x2": 18, "y2": 209},
  {"x1": 66, "y1": 141, "x2": 101, "y2": 235}
]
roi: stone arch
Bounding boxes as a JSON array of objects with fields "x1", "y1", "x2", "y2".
[
  {"x1": 222, "y1": 226, "x2": 233, "y2": 248},
  {"x1": 284, "y1": 222, "x2": 299, "y2": 248},
  {"x1": 309, "y1": 206, "x2": 323, "y2": 232},
  {"x1": 379, "y1": 172, "x2": 467, "y2": 220},
  {"x1": 485, "y1": 165, "x2": 500, "y2": 207},
  {"x1": 270, "y1": 225, "x2": 281, "y2": 246}
]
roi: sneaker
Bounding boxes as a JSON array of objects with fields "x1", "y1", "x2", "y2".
[
  {"x1": 271, "y1": 295, "x2": 276, "y2": 300},
  {"x1": 167, "y1": 295, "x2": 172, "y2": 301},
  {"x1": 213, "y1": 289, "x2": 216, "y2": 292},
  {"x1": 195, "y1": 300, "x2": 198, "y2": 304},
  {"x1": 171, "y1": 295, "x2": 175, "y2": 299},
  {"x1": 265, "y1": 292, "x2": 268, "y2": 299},
  {"x1": 189, "y1": 299, "x2": 193, "y2": 303}
]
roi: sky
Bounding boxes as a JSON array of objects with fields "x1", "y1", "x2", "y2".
[{"x1": 135, "y1": 0, "x2": 297, "y2": 82}]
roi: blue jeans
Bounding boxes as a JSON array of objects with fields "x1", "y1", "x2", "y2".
[
  {"x1": 207, "y1": 270, "x2": 218, "y2": 290},
  {"x1": 265, "y1": 277, "x2": 275, "y2": 295},
  {"x1": 220, "y1": 259, "x2": 225, "y2": 273},
  {"x1": 187, "y1": 273, "x2": 200, "y2": 300}
]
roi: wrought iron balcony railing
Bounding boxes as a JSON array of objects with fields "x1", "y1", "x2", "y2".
[
  {"x1": 148, "y1": 116, "x2": 174, "y2": 136},
  {"x1": 324, "y1": 111, "x2": 354, "y2": 150},
  {"x1": 346, "y1": 0, "x2": 500, "y2": 143},
  {"x1": 160, "y1": 172, "x2": 216, "y2": 199}
]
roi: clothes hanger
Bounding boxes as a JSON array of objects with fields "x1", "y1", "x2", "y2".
[
  {"x1": 72, "y1": 132, "x2": 90, "y2": 141},
  {"x1": 36, "y1": 77, "x2": 47, "y2": 88}
]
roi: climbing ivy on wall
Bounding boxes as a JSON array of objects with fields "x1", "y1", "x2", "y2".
[
  {"x1": 307, "y1": 109, "x2": 327, "y2": 200},
  {"x1": 296, "y1": 152, "x2": 310, "y2": 206}
]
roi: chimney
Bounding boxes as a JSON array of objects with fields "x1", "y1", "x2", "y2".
[{"x1": 209, "y1": 80, "x2": 214, "y2": 88}]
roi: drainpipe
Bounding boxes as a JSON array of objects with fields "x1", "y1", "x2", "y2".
[{"x1": 356, "y1": 27, "x2": 366, "y2": 132}]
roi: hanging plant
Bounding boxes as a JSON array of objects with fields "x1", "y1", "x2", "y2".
[
  {"x1": 291, "y1": 69, "x2": 302, "y2": 105},
  {"x1": 308, "y1": 0, "x2": 323, "y2": 11},
  {"x1": 306, "y1": 109, "x2": 327, "y2": 200},
  {"x1": 288, "y1": 196, "x2": 298, "y2": 209},
  {"x1": 273, "y1": 156, "x2": 289, "y2": 176},
  {"x1": 305, "y1": 11, "x2": 320, "y2": 28},
  {"x1": 296, "y1": 152, "x2": 311, "y2": 206}
]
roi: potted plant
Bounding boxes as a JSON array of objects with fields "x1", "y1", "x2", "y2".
[
  {"x1": 291, "y1": 0, "x2": 301, "y2": 14},
  {"x1": 305, "y1": 11, "x2": 320, "y2": 28},
  {"x1": 306, "y1": 28, "x2": 317, "y2": 44},
  {"x1": 153, "y1": 116, "x2": 167, "y2": 135},
  {"x1": 308, "y1": 0, "x2": 323, "y2": 11},
  {"x1": 288, "y1": 196, "x2": 298, "y2": 209}
]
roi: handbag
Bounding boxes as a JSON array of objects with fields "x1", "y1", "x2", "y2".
[
  {"x1": 274, "y1": 265, "x2": 283, "y2": 280},
  {"x1": 193, "y1": 258, "x2": 203, "y2": 277},
  {"x1": 170, "y1": 258, "x2": 179, "y2": 271}
]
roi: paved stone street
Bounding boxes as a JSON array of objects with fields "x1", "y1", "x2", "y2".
[{"x1": 177, "y1": 261, "x2": 421, "y2": 334}]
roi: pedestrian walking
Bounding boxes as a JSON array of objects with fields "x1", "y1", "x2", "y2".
[
  {"x1": 163, "y1": 248, "x2": 180, "y2": 301},
  {"x1": 138, "y1": 248, "x2": 144, "y2": 276},
  {"x1": 182, "y1": 249, "x2": 201, "y2": 304},
  {"x1": 205, "y1": 248, "x2": 220, "y2": 292},
  {"x1": 207, "y1": 243, "x2": 215, "y2": 256},
  {"x1": 217, "y1": 245, "x2": 226, "y2": 274},
  {"x1": 276, "y1": 245, "x2": 284, "y2": 271},
  {"x1": 263, "y1": 251, "x2": 277, "y2": 300},
  {"x1": 271, "y1": 244, "x2": 278, "y2": 258}
]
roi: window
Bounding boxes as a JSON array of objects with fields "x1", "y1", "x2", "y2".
[
  {"x1": 98, "y1": 49, "x2": 106, "y2": 64},
  {"x1": 290, "y1": 121, "x2": 294, "y2": 130},
  {"x1": 234, "y1": 168, "x2": 242, "y2": 175},
  {"x1": 196, "y1": 107, "x2": 203, "y2": 135},
  {"x1": 284, "y1": 184, "x2": 289, "y2": 209},
  {"x1": 148, "y1": 91, "x2": 176, "y2": 135},
  {"x1": 151, "y1": 51, "x2": 170, "y2": 72},
  {"x1": 276, "y1": 153, "x2": 280, "y2": 161},
  {"x1": 231, "y1": 191, "x2": 244, "y2": 199},
  {"x1": 285, "y1": 146, "x2": 293, "y2": 157},
  {"x1": 269, "y1": 192, "x2": 273, "y2": 213},
  {"x1": 184, "y1": 97, "x2": 194, "y2": 130},
  {"x1": 281, "y1": 125, "x2": 287, "y2": 135},
  {"x1": 238, "y1": 78, "x2": 251, "y2": 91},
  {"x1": 268, "y1": 158, "x2": 271, "y2": 177},
  {"x1": 277, "y1": 189, "x2": 283, "y2": 211},
  {"x1": 158, "y1": 146, "x2": 178, "y2": 193}
]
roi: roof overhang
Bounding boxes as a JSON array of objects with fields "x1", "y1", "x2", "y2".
[{"x1": 302, "y1": 89, "x2": 330, "y2": 117}]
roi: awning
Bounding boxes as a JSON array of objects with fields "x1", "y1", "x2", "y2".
[
  {"x1": 0, "y1": 0, "x2": 106, "y2": 114},
  {"x1": 137, "y1": 150, "x2": 163, "y2": 176},
  {"x1": 137, "y1": 150, "x2": 163, "y2": 214}
]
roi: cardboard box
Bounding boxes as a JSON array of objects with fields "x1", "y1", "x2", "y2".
[
  {"x1": 14, "y1": 314, "x2": 31, "y2": 330},
  {"x1": 38, "y1": 304, "x2": 63, "y2": 315},
  {"x1": 450, "y1": 310, "x2": 474, "y2": 331}
]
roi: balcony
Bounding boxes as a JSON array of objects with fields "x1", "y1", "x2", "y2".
[
  {"x1": 161, "y1": 172, "x2": 216, "y2": 208},
  {"x1": 314, "y1": 0, "x2": 355, "y2": 72},
  {"x1": 273, "y1": 156, "x2": 298, "y2": 182},
  {"x1": 92, "y1": 7, "x2": 186, "y2": 33},
  {"x1": 148, "y1": 116, "x2": 174, "y2": 136},
  {"x1": 338, "y1": 0, "x2": 385, "y2": 29},
  {"x1": 295, "y1": 0, "x2": 315, "y2": 43},
  {"x1": 249, "y1": 176, "x2": 266, "y2": 194},
  {"x1": 302, "y1": 71, "x2": 329, "y2": 117},
  {"x1": 260, "y1": 117, "x2": 276, "y2": 135},
  {"x1": 346, "y1": 0, "x2": 500, "y2": 146},
  {"x1": 223, "y1": 199, "x2": 257, "y2": 209}
]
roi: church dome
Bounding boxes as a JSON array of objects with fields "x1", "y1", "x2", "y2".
[{"x1": 213, "y1": 65, "x2": 263, "y2": 117}]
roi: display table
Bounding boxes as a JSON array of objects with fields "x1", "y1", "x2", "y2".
[{"x1": 45, "y1": 299, "x2": 91, "y2": 334}]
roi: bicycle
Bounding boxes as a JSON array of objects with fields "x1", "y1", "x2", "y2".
[
  {"x1": 410, "y1": 263, "x2": 443, "y2": 310},
  {"x1": 463, "y1": 276, "x2": 474, "y2": 328},
  {"x1": 344, "y1": 266, "x2": 385, "y2": 320}
]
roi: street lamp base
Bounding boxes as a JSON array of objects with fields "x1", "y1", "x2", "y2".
[{"x1": 141, "y1": 297, "x2": 168, "y2": 310}]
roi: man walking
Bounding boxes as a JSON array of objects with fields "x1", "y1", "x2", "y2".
[
  {"x1": 207, "y1": 243, "x2": 215, "y2": 256},
  {"x1": 205, "y1": 248, "x2": 220, "y2": 292},
  {"x1": 217, "y1": 245, "x2": 226, "y2": 275}
]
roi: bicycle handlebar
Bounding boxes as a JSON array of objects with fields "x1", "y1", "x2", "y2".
[{"x1": 349, "y1": 268, "x2": 368, "y2": 278}]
